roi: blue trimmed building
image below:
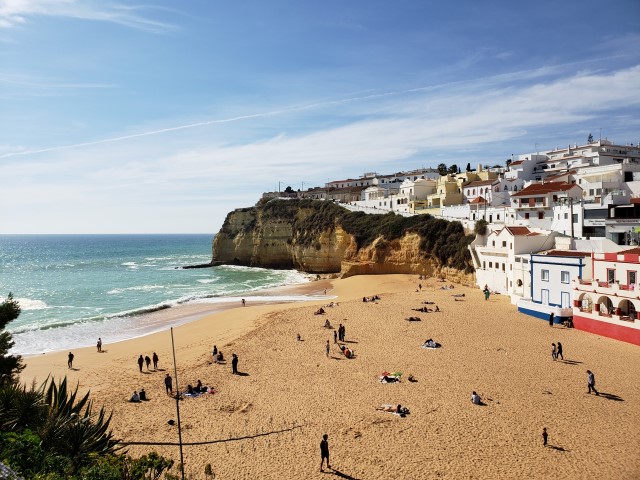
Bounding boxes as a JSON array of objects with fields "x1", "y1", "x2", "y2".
[{"x1": 517, "y1": 250, "x2": 590, "y2": 324}]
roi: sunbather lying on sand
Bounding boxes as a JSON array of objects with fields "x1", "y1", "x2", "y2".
[
  {"x1": 452, "y1": 293, "x2": 465, "y2": 298},
  {"x1": 422, "y1": 339, "x2": 441, "y2": 348},
  {"x1": 406, "y1": 316, "x2": 422, "y2": 321},
  {"x1": 412, "y1": 307, "x2": 430, "y2": 313},
  {"x1": 376, "y1": 404, "x2": 410, "y2": 415}
]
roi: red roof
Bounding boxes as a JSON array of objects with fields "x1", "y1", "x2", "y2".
[
  {"x1": 504, "y1": 226, "x2": 532, "y2": 236},
  {"x1": 509, "y1": 160, "x2": 524, "y2": 166},
  {"x1": 511, "y1": 181, "x2": 579, "y2": 197},
  {"x1": 469, "y1": 196, "x2": 487, "y2": 204},
  {"x1": 620, "y1": 247, "x2": 640, "y2": 255},
  {"x1": 544, "y1": 250, "x2": 592, "y2": 257}
]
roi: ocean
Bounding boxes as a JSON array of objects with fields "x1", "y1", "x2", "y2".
[{"x1": 0, "y1": 234, "x2": 313, "y2": 355}]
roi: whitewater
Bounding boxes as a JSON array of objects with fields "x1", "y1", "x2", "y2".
[{"x1": 0, "y1": 234, "x2": 313, "y2": 355}]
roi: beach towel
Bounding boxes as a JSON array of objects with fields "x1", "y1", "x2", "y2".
[{"x1": 376, "y1": 404, "x2": 410, "y2": 416}]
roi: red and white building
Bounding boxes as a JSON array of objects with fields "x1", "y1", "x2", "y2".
[{"x1": 572, "y1": 248, "x2": 640, "y2": 346}]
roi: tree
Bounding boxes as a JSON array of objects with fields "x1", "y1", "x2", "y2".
[
  {"x1": 474, "y1": 219, "x2": 488, "y2": 236},
  {"x1": 284, "y1": 186, "x2": 294, "y2": 194},
  {"x1": 588, "y1": 133, "x2": 594, "y2": 143},
  {"x1": 506, "y1": 159, "x2": 512, "y2": 167},
  {"x1": 437, "y1": 163, "x2": 447, "y2": 176},
  {"x1": 0, "y1": 294, "x2": 24, "y2": 385},
  {"x1": 466, "y1": 163, "x2": 471, "y2": 172},
  {"x1": 448, "y1": 164, "x2": 459, "y2": 175}
]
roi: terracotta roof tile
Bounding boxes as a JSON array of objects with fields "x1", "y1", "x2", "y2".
[
  {"x1": 544, "y1": 250, "x2": 592, "y2": 257},
  {"x1": 511, "y1": 181, "x2": 579, "y2": 197}
]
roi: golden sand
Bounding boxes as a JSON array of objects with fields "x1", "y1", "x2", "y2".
[{"x1": 22, "y1": 275, "x2": 640, "y2": 479}]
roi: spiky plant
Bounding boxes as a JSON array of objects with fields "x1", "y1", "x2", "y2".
[
  {"x1": 39, "y1": 377, "x2": 121, "y2": 473},
  {"x1": 0, "y1": 380, "x2": 47, "y2": 431}
]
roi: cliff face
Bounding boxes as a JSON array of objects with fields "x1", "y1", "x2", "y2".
[{"x1": 212, "y1": 201, "x2": 475, "y2": 285}]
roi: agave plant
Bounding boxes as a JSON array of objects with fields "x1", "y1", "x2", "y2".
[
  {"x1": 0, "y1": 380, "x2": 47, "y2": 431},
  {"x1": 38, "y1": 377, "x2": 122, "y2": 473}
]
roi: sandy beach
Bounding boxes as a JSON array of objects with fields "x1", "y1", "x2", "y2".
[{"x1": 21, "y1": 274, "x2": 640, "y2": 479}]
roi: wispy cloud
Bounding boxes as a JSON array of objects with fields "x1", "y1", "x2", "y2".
[
  {"x1": 0, "y1": 72, "x2": 115, "y2": 90},
  {"x1": 0, "y1": 0, "x2": 176, "y2": 32}
]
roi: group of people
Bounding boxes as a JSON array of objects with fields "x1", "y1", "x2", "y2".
[
  {"x1": 211, "y1": 346, "x2": 239, "y2": 374},
  {"x1": 362, "y1": 295, "x2": 381, "y2": 302},
  {"x1": 137, "y1": 352, "x2": 159, "y2": 372},
  {"x1": 551, "y1": 342, "x2": 564, "y2": 360},
  {"x1": 339, "y1": 344, "x2": 353, "y2": 358},
  {"x1": 130, "y1": 388, "x2": 148, "y2": 402},
  {"x1": 187, "y1": 379, "x2": 210, "y2": 395}
]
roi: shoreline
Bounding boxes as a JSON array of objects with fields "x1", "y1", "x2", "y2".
[
  {"x1": 20, "y1": 274, "x2": 640, "y2": 479},
  {"x1": 19, "y1": 277, "x2": 333, "y2": 358}
]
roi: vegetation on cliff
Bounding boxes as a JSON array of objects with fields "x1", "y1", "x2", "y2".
[{"x1": 230, "y1": 199, "x2": 474, "y2": 273}]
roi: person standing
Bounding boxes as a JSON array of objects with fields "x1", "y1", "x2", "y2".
[
  {"x1": 145, "y1": 355, "x2": 151, "y2": 371},
  {"x1": 152, "y1": 352, "x2": 159, "y2": 370},
  {"x1": 326, "y1": 340, "x2": 330, "y2": 357},
  {"x1": 320, "y1": 434, "x2": 330, "y2": 472},
  {"x1": 164, "y1": 373, "x2": 173, "y2": 394},
  {"x1": 338, "y1": 324, "x2": 343, "y2": 342},
  {"x1": 557, "y1": 342, "x2": 563, "y2": 360},
  {"x1": 231, "y1": 353, "x2": 238, "y2": 374},
  {"x1": 333, "y1": 330, "x2": 337, "y2": 344},
  {"x1": 548, "y1": 312, "x2": 555, "y2": 327},
  {"x1": 551, "y1": 343, "x2": 557, "y2": 361},
  {"x1": 68, "y1": 352, "x2": 74, "y2": 369},
  {"x1": 96, "y1": 338, "x2": 102, "y2": 353},
  {"x1": 587, "y1": 370, "x2": 599, "y2": 395},
  {"x1": 483, "y1": 285, "x2": 490, "y2": 301},
  {"x1": 241, "y1": 298, "x2": 246, "y2": 307},
  {"x1": 542, "y1": 427, "x2": 548, "y2": 446},
  {"x1": 137, "y1": 355, "x2": 144, "y2": 372}
]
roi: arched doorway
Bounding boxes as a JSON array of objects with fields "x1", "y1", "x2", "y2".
[
  {"x1": 617, "y1": 299, "x2": 637, "y2": 320},
  {"x1": 597, "y1": 296, "x2": 614, "y2": 316},
  {"x1": 579, "y1": 293, "x2": 592, "y2": 313}
]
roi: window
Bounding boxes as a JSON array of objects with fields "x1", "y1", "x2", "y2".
[
  {"x1": 502, "y1": 241, "x2": 507, "y2": 247},
  {"x1": 541, "y1": 270, "x2": 549, "y2": 281},
  {"x1": 483, "y1": 261, "x2": 486, "y2": 269},
  {"x1": 561, "y1": 271, "x2": 570, "y2": 284},
  {"x1": 538, "y1": 212, "x2": 544, "y2": 219},
  {"x1": 514, "y1": 186, "x2": 517, "y2": 192},
  {"x1": 492, "y1": 241, "x2": 495, "y2": 246},
  {"x1": 510, "y1": 243, "x2": 512, "y2": 249},
  {"x1": 589, "y1": 189, "x2": 594, "y2": 196},
  {"x1": 564, "y1": 213, "x2": 568, "y2": 219},
  {"x1": 607, "y1": 269, "x2": 615, "y2": 284},
  {"x1": 525, "y1": 213, "x2": 530, "y2": 219},
  {"x1": 502, "y1": 263, "x2": 505, "y2": 272},
  {"x1": 489, "y1": 262, "x2": 493, "y2": 268},
  {"x1": 629, "y1": 271, "x2": 636, "y2": 285}
]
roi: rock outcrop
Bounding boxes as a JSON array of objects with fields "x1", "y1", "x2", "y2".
[{"x1": 211, "y1": 199, "x2": 475, "y2": 285}]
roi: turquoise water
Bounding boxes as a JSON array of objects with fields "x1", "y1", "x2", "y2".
[{"x1": 0, "y1": 235, "x2": 311, "y2": 355}]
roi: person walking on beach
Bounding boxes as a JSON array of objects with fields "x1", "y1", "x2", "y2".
[
  {"x1": 68, "y1": 352, "x2": 74, "y2": 369},
  {"x1": 241, "y1": 298, "x2": 246, "y2": 307},
  {"x1": 587, "y1": 370, "x2": 599, "y2": 395},
  {"x1": 548, "y1": 312, "x2": 555, "y2": 327},
  {"x1": 152, "y1": 352, "x2": 159, "y2": 369},
  {"x1": 542, "y1": 427, "x2": 548, "y2": 446},
  {"x1": 483, "y1": 285, "x2": 490, "y2": 301},
  {"x1": 551, "y1": 343, "x2": 557, "y2": 361},
  {"x1": 96, "y1": 338, "x2": 102, "y2": 353},
  {"x1": 231, "y1": 353, "x2": 238, "y2": 374},
  {"x1": 320, "y1": 434, "x2": 330, "y2": 472},
  {"x1": 326, "y1": 340, "x2": 330, "y2": 357},
  {"x1": 557, "y1": 342, "x2": 563, "y2": 360},
  {"x1": 137, "y1": 355, "x2": 144, "y2": 372},
  {"x1": 164, "y1": 373, "x2": 173, "y2": 394},
  {"x1": 145, "y1": 355, "x2": 151, "y2": 371}
]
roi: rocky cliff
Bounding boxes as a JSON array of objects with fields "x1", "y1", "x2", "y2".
[{"x1": 211, "y1": 199, "x2": 475, "y2": 285}]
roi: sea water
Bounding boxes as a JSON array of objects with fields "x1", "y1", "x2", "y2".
[{"x1": 0, "y1": 234, "x2": 312, "y2": 355}]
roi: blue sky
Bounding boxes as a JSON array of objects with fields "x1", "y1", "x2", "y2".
[{"x1": 1, "y1": 0, "x2": 639, "y2": 234}]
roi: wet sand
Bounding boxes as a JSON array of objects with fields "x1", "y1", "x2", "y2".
[{"x1": 21, "y1": 274, "x2": 640, "y2": 479}]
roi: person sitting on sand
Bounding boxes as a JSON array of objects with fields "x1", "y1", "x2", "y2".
[
  {"x1": 435, "y1": 305, "x2": 440, "y2": 312},
  {"x1": 324, "y1": 319, "x2": 332, "y2": 328},
  {"x1": 139, "y1": 388, "x2": 147, "y2": 401},
  {"x1": 187, "y1": 384, "x2": 195, "y2": 395},
  {"x1": 471, "y1": 391, "x2": 481, "y2": 405},
  {"x1": 216, "y1": 351, "x2": 224, "y2": 363},
  {"x1": 363, "y1": 297, "x2": 368, "y2": 302},
  {"x1": 315, "y1": 307, "x2": 325, "y2": 315},
  {"x1": 196, "y1": 380, "x2": 203, "y2": 392},
  {"x1": 130, "y1": 391, "x2": 140, "y2": 403}
]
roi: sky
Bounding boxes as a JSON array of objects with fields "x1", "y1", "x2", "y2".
[{"x1": 1, "y1": 0, "x2": 639, "y2": 234}]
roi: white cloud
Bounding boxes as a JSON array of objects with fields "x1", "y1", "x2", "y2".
[
  {"x1": 0, "y1": 0, "x2": 175, "y2": 32},
  {"x1": 1, "y1": 65, "x2": 639, "y2": 233}
]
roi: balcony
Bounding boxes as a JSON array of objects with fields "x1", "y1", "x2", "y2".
[{"x1": 573, "y1": 278, "x2": 638, "y2": 300}]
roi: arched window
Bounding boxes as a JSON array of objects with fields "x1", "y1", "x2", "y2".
[
  {"x1": 514, "y1": 186, "x2": 518, "y2": 192},
  {"x1": 504, "y1": 185, "x2": 508, "y2": 191}
]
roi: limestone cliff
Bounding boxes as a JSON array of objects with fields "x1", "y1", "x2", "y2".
[{"x1": 211, "y1": 199, "x2": 475, "y2": 285}]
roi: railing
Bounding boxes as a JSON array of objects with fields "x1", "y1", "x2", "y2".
[{"x1": 597, "y1": 281, "x2": 610, "y2": 288}]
